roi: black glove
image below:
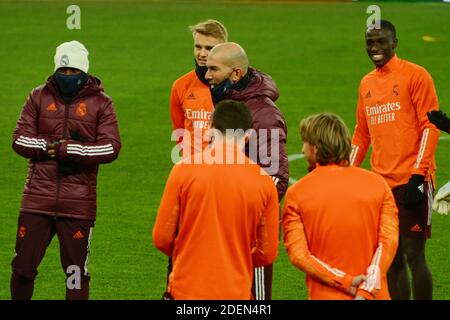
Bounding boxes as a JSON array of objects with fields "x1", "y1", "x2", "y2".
[
  {"x1": 427, "y1": 110, "x2": 450, "y2": 133},
  {"x1": 404, "y1": 175, "x2": 425, "y2": 208},
  {"x1": 70, "y1": 129, "x2": 85, "y2": 142},
  {"x1": 58, "y1": 130, "x2": 84, "y2": 176}
]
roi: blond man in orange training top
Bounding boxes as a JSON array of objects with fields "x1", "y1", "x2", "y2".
[
  {"x1": 351, "y1": 20, "x2": 440, "y2": 300},
  {"x1": 283, "y1": 113, "x2": 399, "y2": 300},
  {"x1": 170, "y1": 19, "x2": 228, "y2": 155},
  {"x1": 164, "y1": 20, "x2": 228, "y2": 293},
  {"x1": 153, "y1": 100, "x2": 279, "y2": 300}
]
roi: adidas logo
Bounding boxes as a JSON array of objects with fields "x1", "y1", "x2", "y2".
[
  {"x1": 187, "y1": 93, "x2": 195, "y2": 100},
  {"x1": 73, "y1": 230, "x2": 85, "y2": 239},
  {"x1": 410, "y1": 224, "x2": 422, "y2": 232},
  {"x1": 365, "y1": 91, "x2": 371, "y2": 99},
  {"x1": 47, "y1": 103, "x2": 57, "y2": 111}
]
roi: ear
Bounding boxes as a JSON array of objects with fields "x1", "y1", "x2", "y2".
[
  {"x1": 392, "y1": 37, "x2": 398, "y2": 50},
  {"x1": 230, "y1": 68, "x2": 243, "y2": 83},
  {"x1": 313, "y1": 145, "x2": 319, "y2": 156}
]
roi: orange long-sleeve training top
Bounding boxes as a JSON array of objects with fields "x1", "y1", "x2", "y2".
[
  {"x1": 170, "y1": 70, "x2": 214, "y2": 155},
  {"x1": 283, "y1": 165, "x2": 399, "y2": 300},
  {"x1": 351, "y1": 55, "x2": 440, "y2": 188},
  {"x1": 153, "y1": 143, "x2": 279, "y2": 300}
]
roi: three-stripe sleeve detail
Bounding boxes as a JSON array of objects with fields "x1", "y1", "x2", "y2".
[
  {"x1": 67, "y1": 143, "x2": 114, "y2": 157},
  {"x1": 350, "y1": 145, "x2": 359, "y2": 166},
  {"x1": 254, "y1": 267, "x2": 265, "y2": 300},
  {"x1": 414, "y1": 128, "x2": 429, "y2": 169},
  {"x1": 311, "y1": 255, "x2": 346, "y2": 278},
  {"x1": 15, "y1": 136, "x2": 47, "y2": 151}
]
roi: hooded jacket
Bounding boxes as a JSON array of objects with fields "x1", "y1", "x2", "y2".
[
  {"x1": 12, "y1": 75, "x2": 121, "y2": 220},
  {"x1": 226, "y1": 68, "x2": 288, "y2": 200}
]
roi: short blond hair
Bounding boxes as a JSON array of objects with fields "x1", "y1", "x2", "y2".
[
  {"x1": 189, "y1": 19, "x2": 228, "y2": 42},
  {"x1": 299, "y1": 113, "x2": 351, "y2": 166}
]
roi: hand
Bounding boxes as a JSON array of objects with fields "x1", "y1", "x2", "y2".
[
  {"x1": 427, "y1": 110, "x2": 450, "y2": 133},
  {"x1": 433, "y1": 199, "x2": 449, "y2": 215},
  {"x1": 347, "y1": 274, "x2": 366, "y2": 296},
  {"x1": 432, "y1": 181, "x2": 450, "y2": 215},
  {"x1": 404, "y1": 175, "x2": 425, "y2": 208},
  {"x1": 47, "y1": 141, "x2": 59, "y2": 159},
  {"x1": 47, "y1": 139, "x2": 66, "y2": 159},
  {"x1": 435, "y1": 181, "x2": 450, "y2": 202},
  {"x1": 69, "y1": 129, "x2": 84, "y2": 141}
]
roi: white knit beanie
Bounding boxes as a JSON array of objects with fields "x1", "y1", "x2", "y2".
[{"x1": 54, "y1": 40, "x2": 89, "y2": 73}]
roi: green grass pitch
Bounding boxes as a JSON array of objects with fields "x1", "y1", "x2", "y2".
[{"x1": 0, "y1": 0, "x2": 449, "y2": 300}]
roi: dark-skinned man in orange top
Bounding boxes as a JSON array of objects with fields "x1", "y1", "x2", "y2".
[{"x1": 351, "y1": 20, "x2": 440, "y2": 300}]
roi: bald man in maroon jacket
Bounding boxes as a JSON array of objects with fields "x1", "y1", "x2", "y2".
[
  {"x1": 206, "y1": 42, "x2": 289, "y2": 300},
  {"x1": 11, "y1": 40, "x2": 121, "y2": 300}
]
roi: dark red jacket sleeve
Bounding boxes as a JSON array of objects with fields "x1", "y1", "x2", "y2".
[
  {"x1": 12, "y1": 90, "x2": 51, "y2": 161},
  {"x1": 251, "y1": 97, "x2": 289, "y2": 201}
]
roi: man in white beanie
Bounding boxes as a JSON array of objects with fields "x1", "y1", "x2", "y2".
[
  {"x1": 11, "y1": 40, "x2": 121, "y2": 300},
  {"x1": 53, "y1": 40, "x2": 89, "y2": 102}
]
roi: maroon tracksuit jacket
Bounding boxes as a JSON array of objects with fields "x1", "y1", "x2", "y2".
[
  {"x1": 12, "y1": 75, "x2": 121, "y2": 220},
  {"x1": 226, "y1": 68, "x2": 289, "y2": 200}
]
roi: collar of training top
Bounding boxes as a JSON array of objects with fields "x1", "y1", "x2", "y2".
[{"x1": 376, "y1": 54, "x2": 400, "y2": 74}]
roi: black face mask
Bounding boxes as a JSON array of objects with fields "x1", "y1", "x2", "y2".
[
  {"x1": 210, "y1": 79, "x2": 233, "y2": 104},
  {"x1": 54, "y1": 71, "x2": 88, "y2": 101}
]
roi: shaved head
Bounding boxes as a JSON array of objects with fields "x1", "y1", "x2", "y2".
[
  {"x1": 209, "y1": 42, "x2": 249, "y2": 73},
  {"x1": 206, "y1": 42, "x2": 250, "y2": 88}
]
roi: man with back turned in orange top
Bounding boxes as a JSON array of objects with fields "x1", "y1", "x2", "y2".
[
  {"x1": 283, "y1": 113, "x2": 399, "y2": 300},
  {"x1": 351, "y1": 20, "x2": 440, "y2": 300},
  {"x1": 153, "y1": 100, "x2": 279, "y2": 300}
]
